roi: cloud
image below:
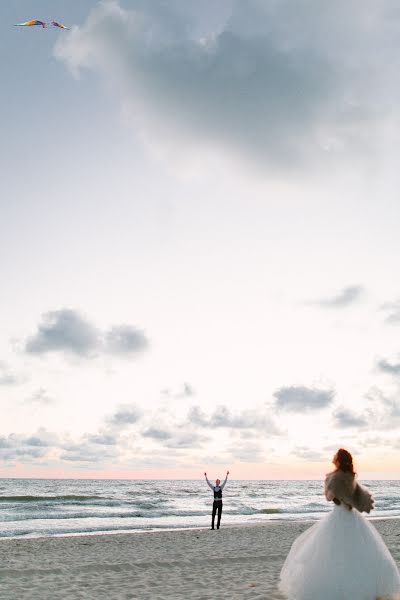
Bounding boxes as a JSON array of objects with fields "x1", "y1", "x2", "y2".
[
  {"x1": 0, "y1": 424, "x2": 124, "y2": 466},
  {"x1": 85, "y1": 433, "x2": 119, "y2": 445},
  {"x1": 55, "y1": 1, "x2": 400, "y2": 171},
  {"x1": 360, "y1": 435, "x2": 391, "y2": 449},
  {"x1": 104, "y1": 325, "x2": 149, "y2": 355},
  {"x1": 107, "y1": 404, "x2": 142, "y2": 427},
  {"x1": 142, "y1": 426, "x2": 208, "y2": 449},
  {"x1": 139, "y1": 402, "x2": 279, "y2": 451},
  {"x1": 23, "y1": 429, "x2": 59, "y2": 447},
  {"x1": 357, "y1": 387, "x2": 400, "y2": 431},
  {"x1": 292, "y1": 446, "x2": 325, "y2": 462},
  {"x1": 0, "y1": 447, "x2": 48, "y2": 461},
  {"x1": 332, "y1": 407, "x2": 368, "y2": 428},
  {"x1": 188, "y1": 404, "x2": 281, "y2": 433},
  {"x1": 59, "y1": 442, "x2": 118, "y2": 463},
  {"x1": 164, "y1": 432, "x2": 207, "y2": 449},
  {"x1": 377, "y1": 359, "x2": 400, "y2": 376},
  {"x1": 24, "y1": 388, "x2": 54, "y2": 405},
  {"x1": 0, "y1": 437, "x2": 13, "y2": 449},
  {"x1": 274, "y1": 385, "x2": 335, "y2": 412},
  {"x1": 182, "y1": 382, "x2": 195, "y2": 397},
  {"x1": 0, "y1": 429, "x2": 58, "y2": 461},
  {"x1": 142, "y1": 427, "x2": 171, "y2": 441},
  {"x1": 161, "y1": 382, "x2": 195, "y2": 399},
  {"x1": 369, "y1": 390, "x2": 400, "y2": 420},
  {"x1": 0, "y1": 429, "x2": 57, "y2": 449},
  {"x1": 25, "y1": 309, "x2": 149, "y2": 359},
  {"x1": 0, "y1": 427, "x2": 121, "y2": 465},
  {"x1": 0, "y1": 362, "x2": 25, "y2": 386},
  {"x1": 380, "y1": 300, "x2": 400, "y2": 325},
  {"x1": 142, "y1": 423, "x2": 208, "y2": 448},
  {"x1": 313, "y1": 285, "x2": 364, "y2": 308},
  {"x1": 187, "y1": 406, "x2": 210, "y2": 427},
  {"x1": 25, "y1": 309, "x2": 99, "y2": 356}
]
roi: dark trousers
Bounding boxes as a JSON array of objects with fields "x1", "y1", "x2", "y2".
[{"x1": 211, "y1": 500, "x2": 223, "y2": 529}]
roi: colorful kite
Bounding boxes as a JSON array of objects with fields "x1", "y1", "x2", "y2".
[
  {"x1": 51, "y1": 21, "x2": 69, "y2": 30},
  {"x1": 14, "y1": 20, "x2": 48, "y2": 28},
  {"x1": 14, "y1": 19, "x2": 69, "y2": 30}
]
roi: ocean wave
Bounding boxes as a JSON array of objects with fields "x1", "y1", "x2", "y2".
[
  {"x1": 133, "y1": 500, "x2": 170, "y2": 509},
  {"x1": 0, "y1": 495, "x2": 110, "y2": 503},
  {"x1": 0, "y1": 511, "x2": 145, "y2": 522},
  {"x1": 279, "y1": 502, "x2": 327, "y2": 513},
  {"x1": 0, "y1": 508, "x2": 208, "y2": 523},
  {"x1": 0, "y1": 521, "x2": 207, "y2": 539}
]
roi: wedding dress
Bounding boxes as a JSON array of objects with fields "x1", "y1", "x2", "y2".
[{"x1": 280, "y1": 503, "x2": 400, "y2": 600}]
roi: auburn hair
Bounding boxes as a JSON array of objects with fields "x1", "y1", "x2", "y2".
[{"x1": 335, "y1": 448, "x2": 355, "y2": 475}]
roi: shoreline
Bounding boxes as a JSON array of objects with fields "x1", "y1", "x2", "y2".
[
  {"x1": 1, "y1": 513, "x2": 400, "y2": 542},
  {"x1": 1, "y1": 520, "x2": 399, "y2": 599}
]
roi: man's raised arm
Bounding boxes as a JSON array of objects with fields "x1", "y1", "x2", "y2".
[
  {"x1": 220, "y1": 470, "x2": 229, "y2": 490},
  {"x1": 204, "y1": 472, "x2": 214, "y2": 490}
]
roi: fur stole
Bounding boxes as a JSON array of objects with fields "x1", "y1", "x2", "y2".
[{"x1": 325, "y1": 469, "x2": 374, "y2": 513}]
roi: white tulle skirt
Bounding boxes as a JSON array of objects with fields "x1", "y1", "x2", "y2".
[{"x1": 280, "y1": 504, "x2": 400, "y2": 600}]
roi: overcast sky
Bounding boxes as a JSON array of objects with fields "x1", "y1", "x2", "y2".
[{"x1": 1, "y1": 0, "x2": 400, "y2": 479}]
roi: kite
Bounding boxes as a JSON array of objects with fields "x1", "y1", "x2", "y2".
[
  {"x1": 14, "y1": 20, "x2": 70, "y2": 30},
  {"x1": 14, "y1": 20, "x2": 48, "y2": 28},
  {"x1": 51, "y1": 21, "x2": 69, "y2": 30}
]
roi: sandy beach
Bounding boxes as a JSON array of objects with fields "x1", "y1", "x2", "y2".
[{"x1": 0, "y1": 519, "x2": 399, "y2": 599}]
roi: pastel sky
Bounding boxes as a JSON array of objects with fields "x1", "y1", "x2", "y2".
[{"x1": 2, "y1": 0, "x2": 400, "y2": 479}]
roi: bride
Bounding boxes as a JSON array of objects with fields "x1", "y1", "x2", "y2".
[{"x1": 280, "y1": 449, "x2": 400, "y2": 600}]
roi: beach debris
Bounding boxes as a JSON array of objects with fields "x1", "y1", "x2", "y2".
[{"x1": 14, "y1": 20, "x2": 70, "y2": 30}]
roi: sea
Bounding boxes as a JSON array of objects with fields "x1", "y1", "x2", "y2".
[{"x1": 0, "y1": 479, "x2": 399, "y2": 540}]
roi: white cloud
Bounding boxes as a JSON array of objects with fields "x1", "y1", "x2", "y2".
[
  {"x1": 0, "y1": 429, "x2": 59, "y2": 462},
  {"x1": 104, "y1": 325, "x2": 149, "y2": 355},
  {"x1": 25, "y1": 309, "x2": 99, "y2": 356},
  {"x1": 188, "y1": 404, "x2": 281, "y2": 433},
  {"x1": 380, "y1": 300, "x2": 400, "y2": 325},
  {"x1": 0, "y1": 361, "x2": 26, "y2": 386},
  {"x1": 292, "y1": 446, "x2": 326, "y2": 462},
  {"x1": 377, "y1": 359, "x2": 400, "y2": 376},
  {"x1": 85, "y1": 432, "x2": 119, "y2": 446},
  {"x1": 359, "y1": 387, "x2": 400, "y2": 431},
  {"x1": 332, "y1": 406, "x2": 368, "y2": 429},
  {"x1": 59, "y1": 442, "x2": 118, "y2": 464},
  {"x1": 274, "y1": 385, "x2": 335, "y2": 412},
  {"x1": 106, "y1": 404, "x2": 142, "y2": 428},
  {"x1": 25, "y1": 309, "x2": 149, "y2": 359},
  {"x1": 161, "y1": 382, "x2": 195, "y2": 399},
  {"x1": 312, "y1": 285, "x2": 364, "y2": 308},
  {"x1": 24, "y1": 388, "x2": 54, "y2": 405},
  {"x1": 55, "y1": 0, "x2": 400, "y2": 172}
]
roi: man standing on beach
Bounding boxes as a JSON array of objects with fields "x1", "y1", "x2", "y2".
[{"x1": 204, "y1": 471, "x2": 229, "y2": 530}]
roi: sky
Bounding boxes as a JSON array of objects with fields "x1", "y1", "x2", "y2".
[{"x1": 1, "y1": 0, "x2": 400, "y2": 479}]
